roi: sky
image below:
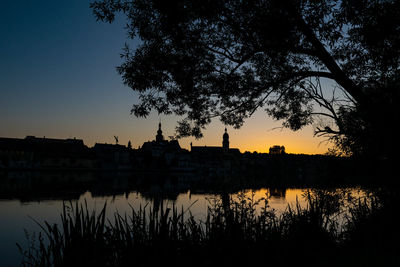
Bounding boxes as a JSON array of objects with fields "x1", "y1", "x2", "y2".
[{"x1": 0, "y1": 0, "x2": 333, "y2": 154}]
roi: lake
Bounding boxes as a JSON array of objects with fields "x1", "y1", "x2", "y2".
[{"x1": 0, "y1": 171, "x2": 366, "y2": 266}]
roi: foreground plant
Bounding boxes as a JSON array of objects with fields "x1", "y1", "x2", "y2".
[{"x1": 18, "y1": 189, "x2": 399, "y2": 267}]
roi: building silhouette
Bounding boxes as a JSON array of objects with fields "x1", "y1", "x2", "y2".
[
  {"x1": 189, "y1": 128, "x2": 240, "y2": 177},
  {"x1": 190, "y1": 128, "x2": 240, "y2": 154},
  {"x1": 223, "y1": 128, "x2": 229, "y2": 150},
  {"x1": 155, "y1": 122, "x2": 164, "y2": 142},
  {"x1": 0, "y1": 124, "x2": 358, "y2": 183},
  {"x1": 0, "y1": 136, "x2": 93, "y2": 169},
  {"x1": 93, "y1": 143, "x2": 131, "y2": 170},
  {"x1": 141, "y1": 122, "x2": 181, "y2": 158}
]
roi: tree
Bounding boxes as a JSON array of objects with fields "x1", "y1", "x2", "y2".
[
  {"x1": 91, "y1": 0, "x2": 398, "y2": 159},
  {"x1": 269, "y1": 145, "x2": 286, "y2": 155},
  {"x1": 127, "y1": 140, "x2": 132, "y2": 149}
]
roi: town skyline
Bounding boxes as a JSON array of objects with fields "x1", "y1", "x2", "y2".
[
  {"x1": 0, "y1": 0, "x2": 331, "y2": 155},
  {"x1": 1, "y1": 116, "x2": 330, "y2": 154}
]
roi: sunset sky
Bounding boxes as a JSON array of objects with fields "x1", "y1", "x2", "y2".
[{"x1": 0, "y1": 0, "x2": 333, "y2": 154}]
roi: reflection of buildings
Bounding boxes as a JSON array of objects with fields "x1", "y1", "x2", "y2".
[{"x1": 0, "y1": 171, "x2": 96, "y2": 201}]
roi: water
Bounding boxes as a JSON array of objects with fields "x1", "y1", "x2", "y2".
[{"x1": 0, "y1": 171, "x2": 366, "y2": 266}]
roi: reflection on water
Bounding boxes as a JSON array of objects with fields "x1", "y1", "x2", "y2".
[{"x1": 0, "y1": 171, "x2": 366, "y2": 266}]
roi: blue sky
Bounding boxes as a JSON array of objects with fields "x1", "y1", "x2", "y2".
[
  {"x1": 0, "y1": 0, "x2": 331, "y2": 154},
  {"x1": 1, "y1": 1, "x2": 134, "y2": 141}
]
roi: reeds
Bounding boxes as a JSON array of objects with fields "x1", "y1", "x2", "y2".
[{"x1": 18, "y1": 189, "x2": 399, "y2": 267}]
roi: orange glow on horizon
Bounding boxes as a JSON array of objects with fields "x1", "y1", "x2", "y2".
[
  {"x1": 1, "y1": 110, "x2": 332, "y2": 155},
  {"x1": 177, "y1": 111, "x2": 332, "y2": 155}
]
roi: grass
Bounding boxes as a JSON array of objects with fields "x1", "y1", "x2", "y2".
[{"x1": 17, "y1": 189, "x2": 400, "y2": 267}]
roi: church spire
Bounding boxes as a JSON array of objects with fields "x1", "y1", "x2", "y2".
[
  {"x1": 156, "y1": 121, "x2": 164, "y2": 142},
  {"x1": 223, "y1": 127, "x2": 229, "y2": 149}
]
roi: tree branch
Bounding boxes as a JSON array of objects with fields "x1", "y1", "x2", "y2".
[{"x1": 286, "y1": 2, "x2": 368, "y2": 106}]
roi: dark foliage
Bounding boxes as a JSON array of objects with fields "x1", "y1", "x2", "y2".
[{"x1": 90, "y1": 0, "x2": 398, "y2": 159}]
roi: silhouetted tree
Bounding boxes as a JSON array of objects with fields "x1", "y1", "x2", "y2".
[
  {"x1": 91, "y1": 0, "x2": 398, "y2": 159},
  {"x1": 269, "y1": 145, "x2": 286, "y2": 155},
  {"x1": 127, "y1": 140, "x2": 132, "y2": 149}
]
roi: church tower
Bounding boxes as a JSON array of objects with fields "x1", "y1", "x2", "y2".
[
  {"x1": 222, "y1": 127, "x2": 229, "y2": 149},
  {"x1": 156, "y1": 122, "x2": 164, "y2": 142}
]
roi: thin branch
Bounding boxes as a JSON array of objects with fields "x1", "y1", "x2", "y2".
[
  {"x1": 310, "y1": 112, "x2": 336, "y2": 120},
  {"x1": 205, "y1": 46, "x2": 239, "y2": 63}
]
